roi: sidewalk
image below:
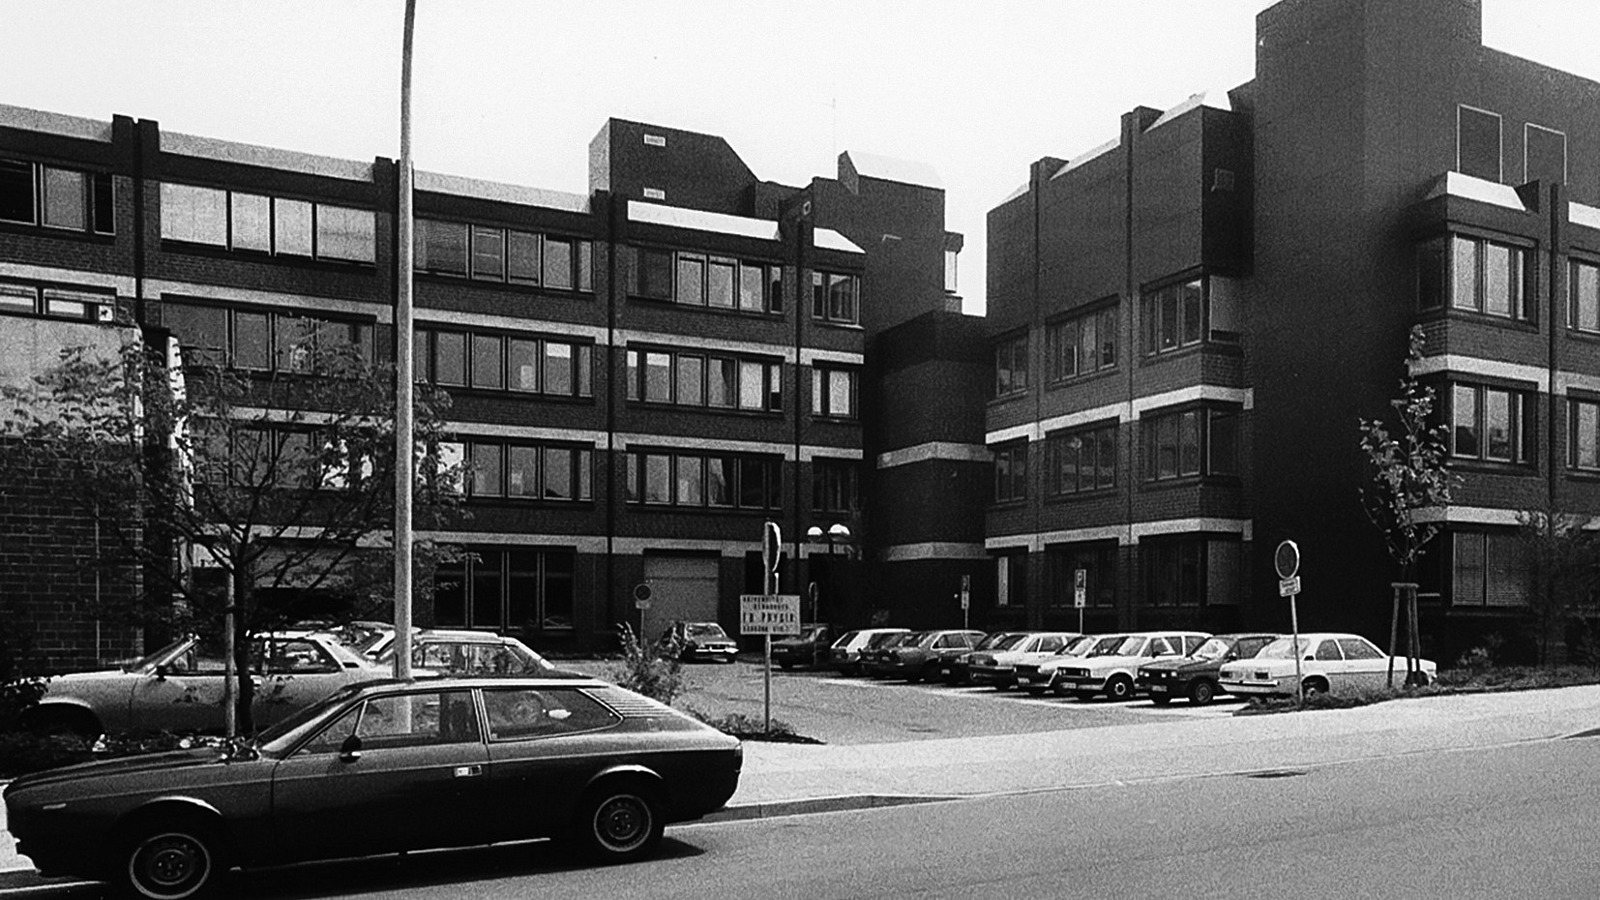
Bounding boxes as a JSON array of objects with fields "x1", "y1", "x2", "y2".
[{"x1": 5, "y1": 685, "x2": 1599, "y2": 883}]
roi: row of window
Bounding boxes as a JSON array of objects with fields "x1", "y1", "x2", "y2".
[
  {"x1": 414, "y1": 328, "x2": 593, "y2": 399},
  {"x1": 634, "y1": 248, "x2": 782, "y2": 314},
  {"x1": 414, "y1": 218, "x2": 593, "y2": 291},
  {"x1": 434, "y1": 547, "x2": 575, "y2": 632},
  {"x1": 1456, "y1": 105, "x2": 1566, "y2": 189},
  {"x1": 1044, "y1": 305, "x2": 1117, "y2": 383},
  {"x1": 994, "y1": 407, "x2": 1240, "y2": 502},
  {"x1": 625, "y1": 451, "x2": 782, "y2": 510},
  {"x1": 0, "y1": 158, "x2": 113, "y2": 234},
  {"x1": 624, "y1": 348, "x2": 780, "y2": 412},
  {"x1": 0, "y1": 281, "x2": 111, "y2": 322},
  {"x1": 997, "y1": 537, "x2": 1243, "y2": 609},
  {"x1": 161, "y1": 183, "x2": 375, "y2": 264},
  {"x1": 442, "y1": 440, "x2": 593, "y2": 502},
  {"x1": 1416, "y1": 234, "x2": 1529, "y2": 320},
  {"x1": 164, "y1": 301, "x2": 372, "y2": 373}
]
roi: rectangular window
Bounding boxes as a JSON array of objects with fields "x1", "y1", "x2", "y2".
[
  {"x1": 812, "y1": 366, "x2": 858, "y2": 419},
  {"x1": 1569, "y1": 398, "x2": 1599, "y2": 471},
  {"x1": 1445, "y1": 234, "x2": 1528, "y2": 319},
  {"x1": 471, "y1": 334, "x2": 504, "y2": 390},
  {"x1": 432, "y1": 546, "x2": 575, "y2": 632},
  {"x1": 507, "y1": 231, "x2": 540, "y2": 284},
  {"x1": 471, "y1": 225, "x2": 505, "y2": 281},
  {"x1": 544, "y1": 237, "x2": 576, "y2": 290},
  {"x1": 676, "y1": 254, "x2": 705, "y2": 305},
  {"x1": 315, "y1": 205, "x2": 374, "y2": 263},
  {"x1": 993, "y1": 442, "x2": 1028, "y2": 503},
  {"x1": 739, "y1": 264, "x2": 766, "y2": 311},
  {"x1": 510, "y1": 338, "x2": 539, "y2": 392},
  {"x1": 994, "y1": 332, "x2": 1028, "y2": 397},
  {"x1": 417, "y1": 219, "x2": 469, "y2": 276},
  {"x1": 812, "y1": 459, "x2": 859, "y2": 513},
  {"x1": 628, "y1": 450, "x2": 778, "y2": 509},
  {"x1": 644, "y1": 352, "x2": 672, "y2": 402},
  {"x1": 0, "y1": 159, "x2": 35, "y2": 224},
  {"x1": 1144, "y1": 539, "x2": 1205, "y2": 607},
  {"x1": 709, "y1": 357, "x2": 735, "y2": 408},
  {"x1": 507, "y1": 446, "x2": 540, "y2": 497},
  {"x1": 812, "y1": 270, "x2": 860, "y2": 324},
  {"x1": 544, "y1": 446, "x2": 575, "y2": 500},
  {"x1": 233, "y1": 312, "x2": 271, "y2": 370},
  {"x1": 543, "y1": 342, "x2": 573, "y2": 396},
  {"x1": 230, "y1": 192, "x2": 272, "y2": 252},
  {"x1": 1044, "y1": 424, "x2": 1117, "y2": 496},
  {"x1": 274, "y1": 198, "x2": 313, "y2": 257},
  {"x1": 1046, "y1": 304, "x2": 1118, "y2": 382},
  {"x1": 1450, "y1": 383, "x2": 1532, "y2": 464},
  {"x1": 1141, "y1": 279, "x2": 1206, "y2": 356},
  {"x1": 41, "y1": 168, "x2": 86, "y2": 230},
  {"x1": 1047, "y1": 543, "x2": 1117, "y2": 608},
  {"x1": 160, "y1": 302, "x2": 230, "y2": 364},
  {"x1": 707, "y1": 260, "x2": 736, "y2": 308},
  {"x1": 636, "y1": 248, "x2": 673, "y2": 299},
  {"x1": 675, "y1": 454, "x2": 705, "y2": 505},
  {"x1": 1143, "y1": 406, "x2": 1239, "y2": 482},
  {"x1": 1457, "y1": 105, "x2": 1503, "y2": 183},
  {"x1": 677, "y1": 354, "x2": 704, "y2": 406},
  {"x1": 738, "y1": 360, "x2": 764, "y2": 410},
  {"x1": 1525, "y1": 123, "x2": 1567, "y2": 186},
  {"x1": 1452, "y1": 532, "x2": 1528, "y2": 606},
  {"x1": 434, "y1": 332, "x2": 467, "y2": 386},
  {"x1": 1571, "y1": 260, "x2": 1600, "y2": 334},
  {"x1": 0, "y1": 283, "x2": 36, "y2": 313},
  {"x1": 161, "y1": 183, "x2": 228, "y2": 245},
  {"x1": 470, "y1": 443, "x2": 503, "y2": 497}
]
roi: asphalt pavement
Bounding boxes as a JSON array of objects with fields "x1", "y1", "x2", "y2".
[{"x1": 5, "y1": 682, "x2": 1599, "y2": 894}]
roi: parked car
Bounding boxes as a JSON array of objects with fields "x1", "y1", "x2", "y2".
[
  {"x1": 1052, "y1": 631, "x2": 1211, "y2": 700},
  {"x1": 865, "y1": 630, "x2": 987, "y2": 682},
  {"x1": 3, "y1": 674, "x2": 743, "y2": 897},
  {"x1": 369, "y1": 629, "x2": 560, "y2": 677},
  {"x1": 828, "y1": 628, "x2": 910, "y2": 676},
  {"x1": 968, "y1": 632, "x2": 1082, "y2": 689},
  {"x1": 861, "y1": 631, "x2": 924, "y2": 678},
  {"x1": 20, "y1": 632, "x2": 375, "y2": 738},
  {"x1": 942, "y1": 631, "x2": 1027, "y2": 685},
  {"x1": 772, "y1": 623, "x2": 833, "y2": 669},
  {"x1": 664, "y1": 621, "x2": 739, "y2": 663},
  {"x1": 1136, "y1": 633, "x2": 1278, "y2": 705},
  {"x1": 1218, "y1": 632, "x2": 1437, "y2": 698},
  {"x1": 1016, "y1": 634, "x2": 1128, "y2": 695}
]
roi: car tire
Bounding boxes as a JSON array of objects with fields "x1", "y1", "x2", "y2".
[
  {"x1": 1404, "y1": 670, "x2": 1431, "y2": 688},
  {"x1": 23, "y1": 706, "x2": 101, "y2": 741},
  {"x1": 119, "y1": 819, "x2": 226, "y2": 900},
  {"x1": 1188, "y1": 680, "x2": 1217, "y2": 706},
  {"x1": 573, "y1": 783, "x2": 664, "y2": 863},
  {"x1": 1302, "y1": 677, "x2": 1330, "y2": 698},
  {"x1": 1105, "y1": 676, "x2": 1134, "y2": 702}
]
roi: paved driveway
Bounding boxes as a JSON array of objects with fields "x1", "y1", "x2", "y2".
[{"x1": 565, "y1": 658, "x2": 1243, "y2": 745}]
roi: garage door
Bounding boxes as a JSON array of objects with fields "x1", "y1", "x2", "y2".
[{"x1": 642, "y1": 555, "x2": 719, "y2": 641}]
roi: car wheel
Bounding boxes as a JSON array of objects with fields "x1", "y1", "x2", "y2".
[
  {"x1": 1188, "y1": 680, "x2": 1217, "y2": 706},
  {"x1": 23, "y1": 706, "x2": 101, "y2": 741},
  {"x1": 1150, "y1": 694, "x2": 1172, "y2": 706},
  {"x1": 919, "y1": 663, "x2": 941, "y2": 683},
  {"x1": 1302, "y1": 677, "x2": 1330, "y2": 698},
  {"x1": 120, "y1": 820, "x2": 225, "y2": 900},
  {"x1": 1405, "y1": 670, "x2": 1431, "y2": 688},
  {"x1": 574, "y1": 784, "x2": 664, "y2": 863},
  {"x1": 1105, "y1": 676, "x2": 1134, "y2": 702}
]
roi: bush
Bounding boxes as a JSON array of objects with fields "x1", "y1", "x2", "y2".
[
  {"x1": 0, "y1": 729, "x2": 228, "y2": 779},
  {"x1": 606, "y1": 623, "x2": 685, "y2": 705},
  {"x1": 689, "y1": 710, "x2": 822, "y2": 744}
]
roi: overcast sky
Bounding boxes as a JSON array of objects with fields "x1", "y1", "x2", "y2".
[{"x1": 2, "y1": 1, "x2": 1595, "y2": 314}]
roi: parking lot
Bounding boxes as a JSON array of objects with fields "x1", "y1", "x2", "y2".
[{"x1": 566, "y1": 657, "x2": 1247, "y2": 745}]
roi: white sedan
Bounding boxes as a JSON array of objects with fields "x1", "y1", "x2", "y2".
[{"x1": 1218, "y1": 632, "x2": 1436, "y2": 697}]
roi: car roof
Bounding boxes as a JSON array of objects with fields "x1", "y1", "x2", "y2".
[{"x1": 414, "y1": 630, "x2": 516, "y2": 643}]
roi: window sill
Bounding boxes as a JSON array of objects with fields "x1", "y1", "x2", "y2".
[
  {"x1": 1044, "y1": 488, "x2": 1119, "y2": 503},
  {"x1": 988, "y1": 500, "x2": 1030, "y2": 510},
  {"x1": 627, "y1": 400, "x2": 782, "y2": 416},
  {"x1": 626, "y1": 294, "x2": 782, "y2": 317},
  {"x1": 160, "y1": 240, "x2": 377, "y2": 271},
  {"x1": 435, "y1": 386, "x2": 595, "y2": 403},
  {"x1": 417, "y1": 272, "x2": 594, "y2": 297},
  {"x1": 1448, "y1": 459, "x2": 1540, "y2": 476},
  {"x1": 1044, "y1": 368, "x2": 1119, "y2": 391},
  {"x1": 625, "y1": 503, "x2": 779, "y2": 515},
  {"x1": 987, "y1": 391, "x2": 1030, "y2": 406},
  {"x1": 0, "y1": 221, "x2": 116, "y2": 243},
  {"x1": 812, "y1": 319, "x2": 864, "y2": 330},
  {"x1": 1436, "y1": 308, "x2": 1540, "y2": 331}
]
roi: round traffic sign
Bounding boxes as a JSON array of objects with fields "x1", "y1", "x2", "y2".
[
  {"x1": 1274, "y1": 540, "x2": 1300, "y2": 580},
  {"x1": 632, "y1": 583, "x2": 652, "y2": 603}
]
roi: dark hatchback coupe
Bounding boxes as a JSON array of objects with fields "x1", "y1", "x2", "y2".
[
  {"x1": 1135, "y1": 633, "x2": 1278, "y2": 705},
  {"x1": 4, "y1": 675, "x2": 743, "y2": 899}
]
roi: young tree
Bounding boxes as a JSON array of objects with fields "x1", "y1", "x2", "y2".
[
  {"x1": 1, "y1": 329, "x2": 462, "y2": 733},
  {"x1": 1516, "y1": 508, "x2": 1600, "y2": 665},
  {"x1": 1358, "y1": 325, "x2": 1458, "y2": 687}
]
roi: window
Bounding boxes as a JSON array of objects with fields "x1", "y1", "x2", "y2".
[
  {"x1": 1141, "y1": 279, "x2": 1205, "y2": 355},
  {"x1": 811, "y1": 366, "x2": 858, "y2": 419},
  {"x1": 1451, "y1": 532, "x2": 1528, "y2": 606},
  {"x1": 626, "y1": 347, "x2": 780, "y2": 411},
  {"x1": 1142, "y1": 407, "x2": 1241, "y2": 481},
  {"x1": 416, "y1": 219, "x2": 468, "y2": 276},
  {"x1": 996, "y1": 553, "x2": 1027, "y2": 608},
  {"x1": 811, "y1": 271, "x2": 859, "y2": 324},
  {"x1": 433, "y1": 547, "x2": 575, "y2": 631},
  {"x1": 417, "y1": 329, "x2": 591, "y2": 398},
  {"x1": 1044, "y1": 305, "x2": 1117, "y2": 382},
  {"x1": 626, "y1": 450, "x2": 780, "y2": 510},
  {"x1": 1450, "y1": 383, "x2": 1533, "y2": 464},
  {"x1": 460, "y1": 439, "x2": 591, "y2": 501},
  {"x1": 191, "y1": 424, "x2": 353, "y2": 492},
  {"x1": 1144, "y1": 540, "x2": 1204, "y2": 606},
  {"x1": 1457, "y1": 106, "x2": 1502, "y2": 183},
  {"x1": 1047, "y1": 543, "x2": 1116, "y2": 608},
  {"x1": 992, "y1": 442, "x2": 1028, "y2": 503},
  {"x1": 416, "y1": 220, "x2": 591, "y2": 291},
  {"x1": 1, "y1": 158, "x2": 113, "y2": 234},
  {"x1": 1418, "y1": 234, "x2": 1529, "y2": 319},
  {"x1": 1571, "y1": 260, "x2": 1600, "y2": 334},
  {"x1": 1044, "y1": 424, "x2": 1116, "y2": 496},
  {"x1": 812, "y1": 459, "x2": 859, "y2": 513},
  {"x1": 0, "y1": 281, "x2": 112, "y2": 322},
  {"x1": 163, "y1": 301, "x2": 372, "y2": 371},
  {"x1": 994, "y1": 332, "x2": 1028, "y2": 397},
  {"x1": 482, "y1": 687, "x2": 620, "y2": 740},
  {"x1": 1525, "y1": 124, "x2": 1567, "y2": 185},
  {"x1": 633, "y1": 247, "x2": 779, "y2": 313},
  {"x1": 1569, "y1": 397, "x2": 1599, "y2": 471},
  {"x1": 161, "y1": 183, "x2": 372, "y2": 263}
]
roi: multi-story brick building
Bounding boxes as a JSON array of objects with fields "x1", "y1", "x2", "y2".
[
  {"x1": 0, "y1": 105, "x2": 972, "y2": 669},
  {"x1": 985, "y1": 0, "x2": 1600, "y2": 661}
]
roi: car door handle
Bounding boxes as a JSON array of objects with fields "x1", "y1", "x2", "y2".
[{"x1": 453, "y1": 765, "x2": 483, "y2": 778}]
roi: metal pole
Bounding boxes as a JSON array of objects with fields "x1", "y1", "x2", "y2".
[
  {"x1": 763, "y1": 544, "x2": 774, "y2": 734},
  {"x1": 223, "y1": 563, "x2": 235, "y2": 738},
  {"x1": 1290, "y1": 593, "x2": 1303, "y2": 707},
  {"x1": 393, "y1": 0, "x2": 417, "y2": 680}
]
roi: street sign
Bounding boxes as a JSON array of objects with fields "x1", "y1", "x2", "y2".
[
  {"x1": 740, "y1": 594, "x2": 801, "y2": 635},
  {"x1": 959, "y1": 574, "x2": 971, "y2": 610},
  {"x1": 1074, "y1": 568, "x2": 1087, "y2": 609},
  {"x1": 1279, "y1": 576, "x2": 1301, "y2": 597},
  {"x1": 763, "y1": 520, "x2": 782, "y2": 576},
  {"x1": 1274, "y1": 540, "x2": 1301, "y2": 580},
  {"x1": 632, "y1": 583, "x2": 652, "y2": 609}
]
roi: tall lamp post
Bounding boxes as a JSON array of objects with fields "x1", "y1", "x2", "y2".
[
  {"x1": 806, "y1": 523, "x2": 852, "y2": 624},
  {"x1": 393, "y1": 0, "x2": 417, "y2": 679}
]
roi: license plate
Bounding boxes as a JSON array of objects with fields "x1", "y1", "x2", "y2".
[
  {"x1": 1059, "y1": 682, "x2": 1078, "y2": 691},
  {"x1": 1149, "y1": 685, "x2": 1167, "y2": 693}
]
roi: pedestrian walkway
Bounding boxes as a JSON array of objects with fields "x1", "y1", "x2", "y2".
[{"x1": 5, "y1": 685, "x2": 1599, "y2": 887}]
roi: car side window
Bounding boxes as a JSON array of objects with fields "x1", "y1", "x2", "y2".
[
  {"x1": 1149, "y1": 637, "x2": 1177, "y2": 657},
  {"x1": 298, "y1": 704, "x2": 363, "y2": 756},
  {"x1": 1239, "y1": 638, "x2": 1270, "y2": 658},
  {"x1": 1039, "y1": 636, "x2": 1062, "y2": 652},
  {"x1": 265, "y1": 639, "x2": 339, "y2": 675},
  {"x1": 355, "y1": 690, "x2": 481, "y2": 749},
  {"x1": 1337, "y1": 639, "x2": 1384, "y2": 660},
  {"x1": 1314, "y1": 641, "x2": 1343, "y2": 661},
  {"x1": 482, "y1": 687, "x2": 621, "y2": 740}
]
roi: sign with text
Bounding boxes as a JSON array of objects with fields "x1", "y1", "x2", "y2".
[
  {"x1": 740, "y1": 594, "x2": 801, "y2": 635},
  {"x1": 1074, "y1": 568, "x2": 1087, "y2": 608}
]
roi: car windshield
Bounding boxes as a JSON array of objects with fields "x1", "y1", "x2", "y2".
[
  {"x1": 1059, "y1": 635, "x2": 1094, "y2": 656},
  {"x1": 1191, "y1": 638, "x2": 1233, "y2": 661},
  {"x1": 353, "y1": 629, "x2": 394, "y2": 655},
  {"x1": 867, "y1": 632, "x2": 907, "y2": 649},
  {"x1": 1086, "y1": 636, "x2": 1127, "y2": 656},
  {"x1": 833, "y1": 630, "x2": 860, "y2": 648},
  {"x1": 1257, "y1": 636, "x2": 1312, "y2": 659},
  {"x1": 989, "y1": 633, "x2": 1029, "y2": 651},
  {"x1": 253, "y1": 682, "x2": 369, "y2": 755},
  {"x1": 687, "y1": 623, "x2": 729, "y2": 639},
  {"x1": 797, "y1": 626, "x2": 827, "y2": 641},
  {"x1": 120, "y1": 635, "x2": 194, "y2": 673}
]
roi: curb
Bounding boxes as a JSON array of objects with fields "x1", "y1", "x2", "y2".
[{"x1": 700, "y1": 793, "x2": 957, "y2": 823}]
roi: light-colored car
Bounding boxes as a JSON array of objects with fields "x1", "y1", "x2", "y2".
[
  {"x1": 864, "y1": 629, "x2": 987, "y2": 682},
  {"x1": 1218, "y1": 632, "x2": 1437, "y2": 698},
  {"x1": 21, "y1": 632, "x2": 375, "y2": 738},
  {"x1": 968, "y1": 632, "x2": 1082, "y2": 689},
  {"x1": 1015, "y1": 633, "x2": 1128, "y2": 694},
  {"x1": 828, "y1": 628, "x2": 910, "y2": 675},
  {"x1": 1052, "y1": 631, "x2": 1212, "y2": 700},
  {"x1": 1137, "y1": 633, "x2": 1279, "y2": 705},
  {"x1": 369, "y1": 629, "x2": 558, "y2": 677}
]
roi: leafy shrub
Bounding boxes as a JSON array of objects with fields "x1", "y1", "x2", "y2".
[
  {"x1": 0, "y1": 729, "x2": 228, "y2": 779},
  {"x1": 689, "y1": 710, "x2": 822, "y2": 744},
  {"x1": 606, "y1": 623, "x2": 685, "y2": 705}
]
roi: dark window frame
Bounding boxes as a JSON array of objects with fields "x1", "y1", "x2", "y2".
[
  {"x1": 1044, "y1": 303, "x2": 1118, "y2": 383},
  {"x1": 1043, "y1": 423, "x2": 1118, "y2": 496},
  {"x1": 1141, "y1": 404, "x2": 1242, "y2": 483}
]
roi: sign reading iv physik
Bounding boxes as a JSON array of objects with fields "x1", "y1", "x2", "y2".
[{"x1": 740, "y1": 594, "x2": 801, "y2": 636}]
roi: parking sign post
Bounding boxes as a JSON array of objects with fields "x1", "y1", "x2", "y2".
[
  {"x1": 1275, "y1": 540, "x2": 1304, "y2": 707},
  {"x1": 1074, "y1": 568, "x2": 1087, "y2": 634}
]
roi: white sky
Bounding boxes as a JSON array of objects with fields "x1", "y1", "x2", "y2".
[{"x1": 2, "y1": 1, "x2": 1595, "y2": 314}]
